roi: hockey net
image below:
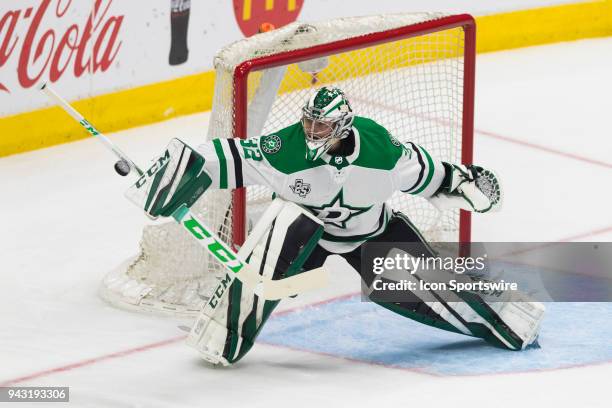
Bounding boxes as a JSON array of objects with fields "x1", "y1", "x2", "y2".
[{"x1": 100, "y1": 13, "x2": 475, "y2": 317}]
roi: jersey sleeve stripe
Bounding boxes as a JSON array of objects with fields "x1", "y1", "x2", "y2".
[
  {"x1": 227, "y1": 139, "x2": 244, "y2": 188},
  {"x1": 410, "y1": 145, "x2": 435, "y2": 195},
  {"x1": 212, "y1": 139, "x2": 228, "y2": 189},
  {"x1": 401, "y1": 142, "x2": 425, "y2": 193}
]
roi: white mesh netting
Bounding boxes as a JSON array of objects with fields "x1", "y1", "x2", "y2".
[{"x1": 100, "y1": 13, "x2": 472, "y2": 316}]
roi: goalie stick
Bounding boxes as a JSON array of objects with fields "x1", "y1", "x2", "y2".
[
  {"x1": 39, "y1": 83, "x2": 143, "y2": 177},
  {"x1": 40, "y1": 83, "x2": 328, "y2": 300}
]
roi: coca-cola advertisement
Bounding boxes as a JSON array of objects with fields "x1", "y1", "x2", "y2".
[
  {"x1": 0, "y1": 0, "x2": 128, "y2": 115},
  {"x1": 0, "y1": 0, "x2": 123, "y2": 93}
]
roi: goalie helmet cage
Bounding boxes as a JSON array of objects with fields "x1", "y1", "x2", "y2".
[{"x1": 100, "y1": 12, "x2": 475, "y2": 317}]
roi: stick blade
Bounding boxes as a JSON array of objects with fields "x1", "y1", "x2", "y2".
[{"x1": 260, "y1": 266, "x2": 329, "y2": 300}]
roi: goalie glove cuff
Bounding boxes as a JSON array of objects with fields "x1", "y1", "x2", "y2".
[{"x1": 437, "y1": 161, "x2": 454, "y2": 193}]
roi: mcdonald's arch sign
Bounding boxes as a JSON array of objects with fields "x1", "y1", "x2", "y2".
[{"x1": 233, "y1": 0, "x2": 304, "y2": 37}]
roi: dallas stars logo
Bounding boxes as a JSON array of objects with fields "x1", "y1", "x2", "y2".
[
  {"x1": 261, "y1": 134, "x2": 282, "y2": 154},
  {"x1": 304, "y1": 189, "x2": 372, "y2": 228}
]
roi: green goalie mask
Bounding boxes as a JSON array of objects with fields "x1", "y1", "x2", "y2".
[{"x1": 301, "y1": 86, "x2": 354, "y2": 161}]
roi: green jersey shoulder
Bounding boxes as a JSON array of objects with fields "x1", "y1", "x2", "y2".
[{"x1": 351, "y1": 116, "x2": 407, "y2": 170}]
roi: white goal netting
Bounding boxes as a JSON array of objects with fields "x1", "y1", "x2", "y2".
[{"x1": 100, "y1": 13, "x2": 473, "y2": 316}]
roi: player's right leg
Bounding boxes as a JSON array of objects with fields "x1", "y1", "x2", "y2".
[{"x1": 186, "y1": 199, "x2": 324, "y2": 365}]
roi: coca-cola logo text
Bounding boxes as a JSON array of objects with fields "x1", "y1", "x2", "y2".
[{"x1": 0, "y1": 0, "x2": 124, "y2": 93}]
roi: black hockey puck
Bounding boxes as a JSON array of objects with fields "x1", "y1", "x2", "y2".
[{"x1": 114, "y1": 159, "x2": 131, "y2": 176}]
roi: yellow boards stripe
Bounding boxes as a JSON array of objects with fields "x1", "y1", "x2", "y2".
[
  {"x1": 477, "y1": 0, "x2": 612, "y2": 53},
  {"x1": 0, "y1": 71, "x2": 215, "y2": 158}
]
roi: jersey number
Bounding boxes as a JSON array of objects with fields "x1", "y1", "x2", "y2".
[{"x1": 240, "y1": 140, "x2": 263, "y2": 161}]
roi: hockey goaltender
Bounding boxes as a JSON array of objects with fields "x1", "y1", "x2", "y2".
[{"x1": 134, "y1": 86, "x2": 545, "y2": 365}]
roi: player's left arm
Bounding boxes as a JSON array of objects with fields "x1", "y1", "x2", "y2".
[
  {"x1": 393, "y1": 142, "x2": 502, "y2": 213},
  {"x1": 393, "y1": 141, "x2": 447, "y2": 197}
]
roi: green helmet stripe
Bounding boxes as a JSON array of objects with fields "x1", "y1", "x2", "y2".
[{"x1": 323, "y1": 98, "x2": 345, "y2": 116}]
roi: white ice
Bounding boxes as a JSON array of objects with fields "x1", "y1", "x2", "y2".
[{"x1": 0, "y1": 37, "x2": 611, "y2": 407}]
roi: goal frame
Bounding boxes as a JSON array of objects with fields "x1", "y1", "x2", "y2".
[{"x1": 230, "y1": 14, "x2": 476, "y2": 246}]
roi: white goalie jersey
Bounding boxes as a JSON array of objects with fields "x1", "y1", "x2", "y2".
[{"x1": 197, "y1": 116, "x2": 446, "y2": 253}]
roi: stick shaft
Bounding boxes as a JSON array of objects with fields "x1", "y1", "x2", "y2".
[
  {"x1": 171, "y1": 205, "x2": 326, "y2": 300},
  {"x1": 40, "y1": 83, "x2": 143, "y2": 175}
]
